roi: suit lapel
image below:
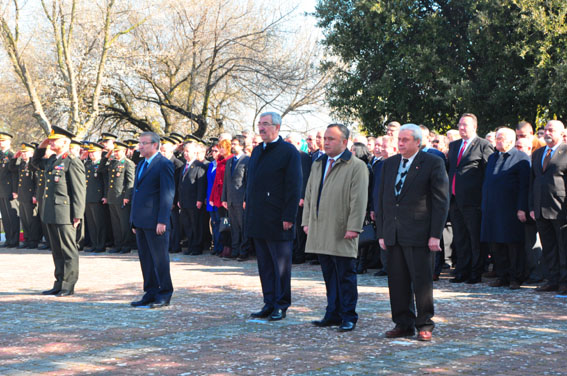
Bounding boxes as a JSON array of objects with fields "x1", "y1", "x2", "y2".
[
  {"x1": 459, "y1": 137, "x2": 478, "y2": 166},
  {"x1": 138, "y1": 153, "x2": 160, "y2": 185},
  {"x1": 397, "y1": 152, "x2": 423, "y2": 201}
]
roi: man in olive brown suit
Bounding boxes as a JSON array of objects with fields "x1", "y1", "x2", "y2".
[
  {"x1": 32, "y1": 126, "x2": 86, "y2": 297},
  {"x1": 302, "y1": 124, "x2": 369, "y2": 332},
  {"x1": 84, "y1": 142, "x2": 107, "y2": 253}
]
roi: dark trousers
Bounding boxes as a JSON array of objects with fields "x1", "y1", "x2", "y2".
[
  {"x1": 136, "y1": 227, "x2": 173, "y2": 301},
  {"x1": 19, "y1": 200, "x2": 41, "y2": 245},
  {"x1": 85, "y1": 202, "x2": 107, "y2": 250},
  {"x1": 109, "y1": 203, "x2": 131, "y2": 250},
  {"x1": 387, "y1": 244, "x2": 435, "y2": 332},
  {"x1": 536, "y1": 218, "x2": 567, "y2": 285},
  {"x1": 209, "y1": 210, "x2": 222, "y2": 252},
  {"x1": 46, "y1": 223, "x2": 79, "y2": 291},
  {"x1": 170, "y1": 207, "x2": 181, "y2": 252},
  {"x1": 228, "y1": 202, "x2": 245, "y2": 256},
  {"x1": 318, "y1": 254, "x2": 358, "y2": 323},
  {"x1": 180, "y1": 206, "x2": 203, "y2": 253},
  {"x1": 0, "y1": 197, "x2": 19, "y2": 245},
  {"x1": 254, "y1": 238, "x2": 292, "y2": 311},
  {"x1": 450, "y1": 200, "x2": 484, "y2": 280},
  {"x1": 491, "y1": 242, "x2": 525, "y2": 283}
]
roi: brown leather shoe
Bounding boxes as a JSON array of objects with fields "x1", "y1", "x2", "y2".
[
  {"x1": 385, "y1": 327, "x2": 415, "y2": 338},
  {"x1": 417, "y1": 331, "x2": 432, "y2": 341},
  {"x1": 535, "y1": 284, "x2": 559, "y2": 292}
]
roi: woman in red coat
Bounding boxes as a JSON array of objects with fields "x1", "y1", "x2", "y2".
[{"x1": 209, "y1": 139, "x2": 233, "y2": 256}]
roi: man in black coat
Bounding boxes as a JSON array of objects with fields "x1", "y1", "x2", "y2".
[
  {"x1": 481, "y1": 128, "x2": 530, "y2": 289},
  {"x1": 221, "y1": 135, "x2": 250, "y2": 260},
  {"x1": 447, "y1": 113, "x2": 494, "y2": 284},
  {"x1": 177, "y1": 141, "x2": 207, "y2": 255},
  {"x1": 529, "y1": 120, "x2": 567, "y2": 295},
  {"x1": 245, "y1": 112, "x2": 302, "y2": 321},
  {"x1": 376, "y1": 124, "x2": 449, "y2": 342},
  {"x1": 161, "y1": 137, "x2": 185, "y2": 254}
]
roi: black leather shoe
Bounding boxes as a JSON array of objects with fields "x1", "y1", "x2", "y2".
[
  {"x1": 338, "y1": 321, "x2": 356, "y2": 332},
  {"x1": 56, "y1": 289, "x2": 74, "y2": 297},
  {"x1": 28, "y1": 243, "x2": 39, "y2": 249},
  {"x1": 131, "y1": 297, "x2": 155, "y2": 307},
  {"x1": 269, "y1": 309, "x2": 286, "y2": 321},
  {"x1": 150, "y1": 299, "x2": 170, "y2": 308},
  {"x1": 119, "y1": 248, "x2": 131, "y2": 254},
  {"x1": 250, "y1": 305, "x2": 274, "y2": 318},
  {"x1": 17, "y1": 244, "x2": 28, "y2": 249},
  {"x1": 190, "y1": 251, "x2": 203, "y2": 256},
  {"x1": 312, "y1": 318, "x2": 341, "y2": 327},
  {"x1": 309, "y1": 260, "x2": 320, "y2": 265},
  {"x1": 466, "y1": 277, "x2": 482, "y2": 284},
  {"x1": 42, "y1": 288, "x2": 61, "y2": 295},
  {"x1": 38, "y1": 244, "x2": 50, "y2": 250},
  {"x1": 374, "y1": 270, "x2": 387, "y2": 277},
  {"x1": 108, "y1": 248, "x2": 120, "y2": 254},
  {"x1": 237, "y1": 255, "x2": 249, "y2": 262},
  {"x1": 449, "y1": 277, "x2": 468, "y2": 283},
  {"x1": 535, "y1": 283, "x2": 559, "y2": 292}
]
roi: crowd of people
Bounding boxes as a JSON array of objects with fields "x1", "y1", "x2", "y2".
[{"x1": 0, "y1": 111, "x2": 565, "y2": 338}]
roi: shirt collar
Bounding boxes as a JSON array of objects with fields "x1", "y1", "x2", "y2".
[
  {"x1": 327, "y1": 150, "x2": 345, "y2": 162},
  {"x1": 401, "y1": 150, "x2": 419, "y2": 166},
  {"x1": 145, "y1": 151, "x2": 160, "y2": 165}
]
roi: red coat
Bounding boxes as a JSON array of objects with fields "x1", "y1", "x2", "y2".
[{"x1": 210, "y1": 155, "x2": 232, "y2": 207}]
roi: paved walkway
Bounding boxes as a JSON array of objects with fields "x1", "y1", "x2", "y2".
[{"x1": 0, "y1": 248, "x2": 566, "y2": 375}]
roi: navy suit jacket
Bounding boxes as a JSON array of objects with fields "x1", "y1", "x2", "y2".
[
  {"x1": 130, "y1": 152, "x2": 175, "y2": 229},
  {"x1": 481, "y1": 148, "x2": 530, "y2": 243}
]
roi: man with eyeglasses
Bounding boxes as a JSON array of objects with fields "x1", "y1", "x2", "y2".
[{"x1": 246, "y1": 112, "x2": 302, "y2": 321}]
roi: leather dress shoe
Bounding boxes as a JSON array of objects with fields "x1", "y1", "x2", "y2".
[
  {"x1": 535, "y1": 283, "x2": 559, "y2": 292},
  {"x1": 108, "y1": 248, "x2": 121, "y2": 254},
  {"x1": 190, "y1": 251, "x2": 203, "y2": 256},
  {"x1": 312, "y1": 318, "x2": 342, "y2": 327},
  {"x1": 38, "y1": 244, "x2": 50, "y2": 250},
  {"x1": 466, "y1": 277, "x2": 482, "y2": 284},
  {"x1": 93, "y1": 248, "x2": 106, "y2": 253},
  {"x1": 309, "y1": 260, "x2": 320, "y2": 265},
  {"x1": 449, "y1": 276, "x2": 468, "y2": 283},
  {"x1": 131, "y1": 297, "x2": 155, "y2": 307},
  {"x1": 42, "y1": 288, "x2": 61, "y2": 295},
  {"x1": 338, "y1": 321, "x2": 356, "y2": 332},
  {"x1": 268, "y1": 309, "x2": 286, "y2": 321},
  {"x1": 417, "y1": 331, "x2": 432, "y2": 341},
  {"x1": 489, "y1": 279, "x2": 509, "y2": 287},
  {"x1": 557, "y1": 284, "x2": 567, "y2": 295},
  {"x1": 374, "y1": 270, "x2": 387, "y2": 277},
  {"x1": 385, "y1": 327, "x2": 415, "y2": 338},
  {"x1": 250, "y1": 305, "x2": 274, "y2": 318},
  {"x1": 56, "y1": 289, "x2": 74, "y2": 297},
  {"x1": 150, "y1": 298, "x2": 170, "y2": 308},
  {"x1": 509, "y1": 281, "x2": 521, "y2": 290},
  {"x1": 17, "y1": 244, "x2": 28, "y2": 249},
  {"x1": 119, "y1": 248, "x2": 131, "y2": 254},
  {"x1": 237, "y1": 255, "x2": 249, "y2": 262}
]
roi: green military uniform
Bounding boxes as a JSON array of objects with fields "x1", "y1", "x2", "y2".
[
  {"x1": 100, "y1": 142, "x2": 135, "y2": 253},
  {"x1": 84, "y1": 143, "x2": 107, "y2": 252},
  {"x1": 32, "y1": 126, "x2": 86, "y2": 296},
  {"x1": 10, "y1": 143, "x2": 41, "y2": 248},
  {"x1": 0, "y1": 132, "x2": 20, "y2": 247}
]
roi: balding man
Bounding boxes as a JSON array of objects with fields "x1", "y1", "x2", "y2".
[
  {"x1": 481, "y1": 128, "x2": 530, "y2": 289},
  {"x1": 530, "y1": 120, "x2": 567, "y2": 295}
]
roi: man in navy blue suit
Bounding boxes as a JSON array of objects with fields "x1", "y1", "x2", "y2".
[{"x1": 130, "y1": 132, "x2": 175, "y2": 308}]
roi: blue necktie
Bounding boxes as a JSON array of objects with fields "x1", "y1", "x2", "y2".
[{"x1": 138, "y1": 160, "x2": 148, "y2": 179}]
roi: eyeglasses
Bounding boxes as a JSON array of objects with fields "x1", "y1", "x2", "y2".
[
  {"x1": 139, "y1": 141, "x2": 155, "y2": 146},
  {"x1": 258, "y1": 121, "x2": 274, "y2": 127}
]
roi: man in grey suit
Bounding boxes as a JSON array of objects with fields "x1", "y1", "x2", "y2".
[
  {"x1": 222, "y1": 135, "x2": 250, "y2": 261},
  {"x1": 529, "y1": 120, "x2": 567, "y2": 295},
  {"x1": 376, "y1": 124, "x2": 450, "y2": 341}
]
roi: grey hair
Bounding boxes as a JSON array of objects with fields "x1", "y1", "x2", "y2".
[
  {"x1": 260, "y1": 112, "x2": 282, "y2": 126},
  {"x1": 400, "y1": 123, "x2": 423, "y2": 145},
  {"x1": 327, "y1": 123, "x2": 350, "y2": 140},
  {"x1": 140, "y1": 131, "x2": 161, "y2": 147}
]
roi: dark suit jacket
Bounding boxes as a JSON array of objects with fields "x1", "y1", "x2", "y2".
[
  {"x1": 177, "y1": 160, "x2": 207, "y2": 208},
  {"x1": 245, "y1": 137, "x2": 302, "y2": 241},
  {"x1": 130, "y1": 152, "x2": 175, "y2": 229},
  {"x1": 447, "y1": 137, "x2": 494, "y2": 207},
  {"x1": 221, "y1": 155, "x2": 249, "y2": 204},
  {"x1": 376, "y1": 151, "x2": 450, "y2": 247},
  {"x1": 481, "y1": 148, "x2": 530, "y2": 243},
  {"x1": 529, "y1": 143, "x2": 567, "y2": 220}
]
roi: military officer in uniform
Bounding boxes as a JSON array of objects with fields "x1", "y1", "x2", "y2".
[
  {"x1": 32, "y1": 126, "x2": 86, "y2": 297},
  {"x1": 0, "y1": 132, "x2": 19, "y2": 248},
  {"x1": 10, "y1": 143, "x2": 41, "y2": 248},
  {"x1": 84, "y1": 142, "x2": 107, "y2": 253},
  {"x1": 125, "y1": 139, "x2": 142, "y2": 165},
  {"x1": 101, "y1": 141, "x2": 135, "y2": 253}
]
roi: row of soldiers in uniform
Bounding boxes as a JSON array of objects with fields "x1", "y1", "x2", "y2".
[{"x1": 0, "y1": 130, "x2": 216, "y2": 255}]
